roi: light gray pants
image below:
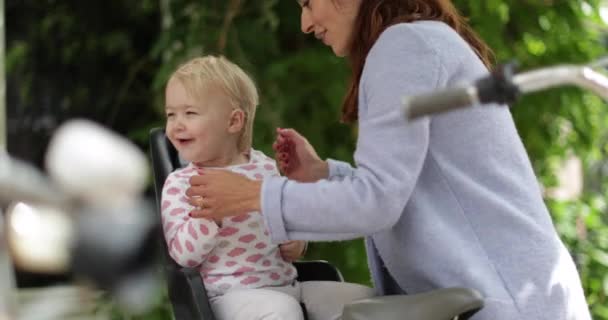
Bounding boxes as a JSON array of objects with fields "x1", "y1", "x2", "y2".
[{"x1": 210, "y1": 281, "x2": 375, "y2": 320}]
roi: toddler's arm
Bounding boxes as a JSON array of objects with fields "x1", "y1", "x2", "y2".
[{"x1": 161, "y1": 173, "x2": 219, "y2": 267}]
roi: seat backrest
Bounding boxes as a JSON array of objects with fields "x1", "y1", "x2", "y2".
[
  {"x1": 150, "y1": 127, "x2": 182, "y2": 210},
  {"x1": 149, "y1": 127, "x2": 186, "y2": 270},
  {"x1": 149, "y1": 127, "x2": 214, "y2": 320},
  {"x1": 149, "y1": 127, "x2": 344, "y2": 320}
]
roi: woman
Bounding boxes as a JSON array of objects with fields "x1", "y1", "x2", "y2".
[{"x1": 186, "y1": 1, "x2": 591, "y2": 319}]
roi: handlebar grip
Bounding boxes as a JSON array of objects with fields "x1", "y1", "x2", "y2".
[{"x1": 403, "y1": 86, "x2": 478, "y2": 120}]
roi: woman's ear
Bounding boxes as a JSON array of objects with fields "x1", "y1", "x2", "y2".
[{"x1": 227, "y1": 109, "x2": 245, "y2": 134}]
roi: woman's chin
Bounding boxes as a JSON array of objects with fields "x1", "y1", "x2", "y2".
[{"x1": 331, "y1": 46, "x2": 348, "y2": 58}]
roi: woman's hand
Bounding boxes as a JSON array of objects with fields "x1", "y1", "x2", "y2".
[
  {"x1": 189, "y1": 195, "x2": 224, "y2": 226},
  {"x1": 279, "y1": 240, "x2": 307, "y2": 262},
  {"x1": 272, "y1": 128, "x2": 329, "y2": 182},
  {"x1": 186, "y1": 169, "x2": 262, "y2": 221}
]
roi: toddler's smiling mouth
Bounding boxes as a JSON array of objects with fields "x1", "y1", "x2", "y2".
[{"x1": 177, "y1": 138, "x2": 194, "y2": 145}]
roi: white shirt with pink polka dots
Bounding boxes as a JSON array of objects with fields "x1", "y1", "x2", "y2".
[{"x1": 161, "y1": 149, "x2": 297, "y2": 297}]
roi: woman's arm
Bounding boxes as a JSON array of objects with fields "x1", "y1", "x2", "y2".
[
  {"x1": 162, "y1": 174, "x2": 219, "y2": 267},
  {"x1": 262, "y1": 24, "x2": 444, "y2": 242},
  {"x1": 326, "y1": 158, "x2": 356, "y2": 180},
  {"x1": 186, "y1": 24, "x2": 447, "y2": 242}
]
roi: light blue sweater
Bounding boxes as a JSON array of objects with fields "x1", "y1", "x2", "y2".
[{"x1": 262, "y1": 21, "x2": 590, "y2": 319}]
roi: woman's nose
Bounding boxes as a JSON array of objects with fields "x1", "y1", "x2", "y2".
[{"x1": 300, "y1": 10, "x2": 314, "y2": 34}]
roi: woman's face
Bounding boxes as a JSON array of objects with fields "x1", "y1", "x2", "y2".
[{"x1": 298, "y1": 0, "x2": 362, "y2": 57}]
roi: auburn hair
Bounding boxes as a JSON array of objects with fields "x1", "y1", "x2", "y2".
[{"x1": 341, "y1": 0, "x2": 494, "y2": 123}]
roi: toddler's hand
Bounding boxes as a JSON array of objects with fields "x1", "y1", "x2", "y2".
[
  {"x1": 272, "y1": 129, "x2": 297, "y2": 175},
  {"x1": 278, "y1": 240, "x2": 307, "y2": 262},
  {"x1": 272, "y1": 128, "x2": 328, "y2": 182}
]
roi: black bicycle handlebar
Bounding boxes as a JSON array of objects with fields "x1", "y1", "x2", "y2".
[{"x1": 404, "y1": 58, "x2": 608, "y2": 120}]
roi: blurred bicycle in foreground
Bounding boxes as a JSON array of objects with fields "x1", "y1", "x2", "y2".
[{"x1": 0, "y1": 120, "x2": 161, "y2": 320}]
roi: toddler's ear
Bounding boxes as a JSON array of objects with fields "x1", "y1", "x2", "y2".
[{"x1": 228, "y1": 109, "x2": 245, "y2": 133}]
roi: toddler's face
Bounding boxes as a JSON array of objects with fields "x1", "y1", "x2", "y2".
[{"x1": 165, "y1": 79, "x2": 235, "y2": 164}]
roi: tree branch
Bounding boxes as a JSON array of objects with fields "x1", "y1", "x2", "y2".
[{"x1": 217, "y1": 0, "x2": 244, "y2": 52}]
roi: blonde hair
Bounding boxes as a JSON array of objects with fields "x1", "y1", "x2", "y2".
[{"x1": 168, "y1": 55, "x2": 259, "y2": 152}]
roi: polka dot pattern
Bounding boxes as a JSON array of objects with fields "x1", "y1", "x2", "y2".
[{"x1": 161, "y1": 149, "x2": 297, "y2": 297}]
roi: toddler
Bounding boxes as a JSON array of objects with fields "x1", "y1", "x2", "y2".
[{"x1": 161, "y1": 55, "x2": 373, "y2": 320}]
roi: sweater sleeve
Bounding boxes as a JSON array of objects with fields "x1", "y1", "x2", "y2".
[
  {"x1": 162, "y1": 172, "x2": 219, "y2": 267},
  {"x1": 262, "y1": 24, "x2": 447, "y2": 242},
  {"x1": 327, "y1": 158, "x2": 355, "y2": 180}
]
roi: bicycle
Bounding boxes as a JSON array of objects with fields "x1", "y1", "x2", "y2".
[{"x1": 3, "y1": 57, "x2": 604, "y2": 319}]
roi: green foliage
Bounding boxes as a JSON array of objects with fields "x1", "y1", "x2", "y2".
[
  {"x1": 550, "y1": 194, "x2": 608, "y2": 317},
  {"x1": 6, "y1": 0, "x2": 608, "y2": 318}
]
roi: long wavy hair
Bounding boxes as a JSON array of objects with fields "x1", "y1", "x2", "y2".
[{"x1": 340, "y1": 0, "x2": 494, "y2": 123}]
